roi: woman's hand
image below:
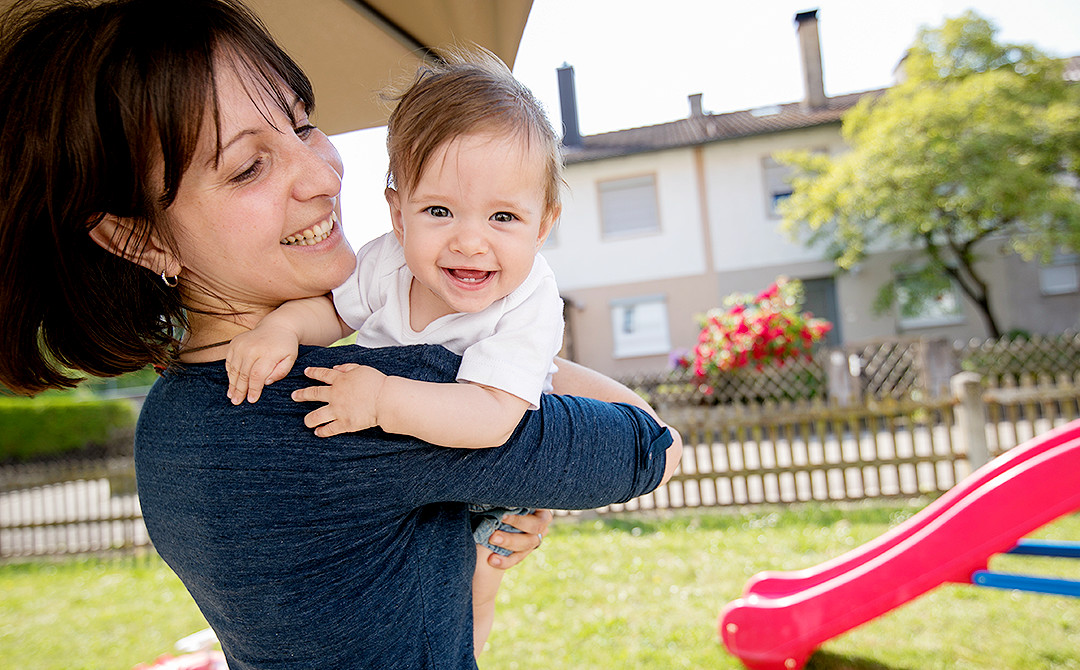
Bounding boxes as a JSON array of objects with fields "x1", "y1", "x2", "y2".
[{"x1": 485, "y1": 509, "x2": 553, "y2": 568}]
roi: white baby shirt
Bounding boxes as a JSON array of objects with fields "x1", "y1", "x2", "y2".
[{"x1": 332, "y1": 232, "x2": 564, "y2": 409}]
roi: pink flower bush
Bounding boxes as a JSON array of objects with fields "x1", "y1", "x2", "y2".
[{"x1": 686, "y1": 277, "x2": 832, "y2": 375}]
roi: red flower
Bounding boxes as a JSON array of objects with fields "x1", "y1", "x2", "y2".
[{"x1": 687, "y1": 277, "x2": 831, "y2": 376}]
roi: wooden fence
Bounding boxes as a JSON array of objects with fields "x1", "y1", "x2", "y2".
[
  {"x1": 0, "y1": 458, "x2": 148, "y2": 560},
  {"x1": 595, "y1": 370, "x2": 1080, "y2": 515},
  {"x1": 2, "y1": 370, "x2": 1079, "y2": 561}
]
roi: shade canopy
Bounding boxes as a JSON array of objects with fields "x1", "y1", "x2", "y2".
[
  {"x1": 246, "y1": 0, "x2": 534, "y2": 135},
  {"x1": 0, "y1": 0, "x2": 533, "y2": 136}
]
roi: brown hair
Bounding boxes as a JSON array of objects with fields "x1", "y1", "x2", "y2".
[
  {"x1": 0, "y1": 0, "x2": 313, "y2": 395},
  {"x1": 385, "y1": 47, "x2": 563, "y2": 219}
]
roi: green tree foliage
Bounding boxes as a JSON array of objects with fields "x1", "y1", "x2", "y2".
[{"x1": 779, "y1": 11, "x2": 1080, "y2": 337}]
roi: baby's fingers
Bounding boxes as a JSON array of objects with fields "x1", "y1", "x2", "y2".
[
  {"x1": 313, "y1": 420, "x2": 347, "y2": 438},
  {"x1": 302, "y1": 366, "x2": 338, "y2": 384},
  {"x1": 244, "y1": 356, "x2": 295, "y2": 403},
  {"x1": 265, "y1": 357, "x2": 296, "y2": 386},
  {"x1": 303, "y1": 405, "x2": 336, "y2": 431},
  {"x1": 243, "y1": 374, "x2": 267, "y2": 404},
  {"x1": 291, "y1": 384, "x2": 330, "y2": 404},
  {"x1": 227, "y1": 367, "x2": 252, "y2": 406}
]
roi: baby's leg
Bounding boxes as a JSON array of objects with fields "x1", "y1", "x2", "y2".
[
  {"x1": 468, "y1": 505, "x2": 531, "y2": 655},
  {"x1": 472, "y1": 546, "x2": 505, "y2": 656}
]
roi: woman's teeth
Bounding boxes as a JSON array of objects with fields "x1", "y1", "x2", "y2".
[{"x1": 281, "y1": 212, "x2": 337, "y2": 246}]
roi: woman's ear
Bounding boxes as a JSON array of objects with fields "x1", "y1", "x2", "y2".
[
  {"x1": 88, "y1": 215, "x2": 181, "y2": 277},
  {"x1": 385, "y1": 187, "x2": 405, "y2": 245}
]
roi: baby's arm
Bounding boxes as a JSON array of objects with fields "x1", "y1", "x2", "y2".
[
  {"x1": 292, "y1": 366, "x2": 530, "y2": 447},
  {"x1": 225, "y1": 295, "x2": 350, "y2": 404}
]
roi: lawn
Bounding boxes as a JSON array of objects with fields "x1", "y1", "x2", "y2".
[{"x1": 3, "y1": 502, "x2": 1080, "y2": 669}]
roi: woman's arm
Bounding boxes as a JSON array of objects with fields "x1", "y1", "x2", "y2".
[{"x1": 550, "y1": 357, "x2": 683, "y2": 485}]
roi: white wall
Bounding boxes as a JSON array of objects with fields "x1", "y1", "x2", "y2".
[
  {"x1": 544, "y1": 149, "x2": 708, "y2": 291},
  {"x1": 702, "y1": 125, "x2": 848, "y2": 273}
]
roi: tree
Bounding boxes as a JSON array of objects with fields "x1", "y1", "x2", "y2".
[{"x1": 778, "y1": 11, "x2": 1080, "y2": 338}]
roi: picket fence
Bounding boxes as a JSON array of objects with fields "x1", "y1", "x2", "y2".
[
  {"x1": 2, "y1": 336, "x2": 1079, "y2": 560},
  {"x1": 601, "y1": 371, "x2": 1080, "y2": 516}
]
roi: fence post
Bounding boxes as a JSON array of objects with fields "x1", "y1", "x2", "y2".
[
  {"x1": 826, "y1": 349, "x2": 858, "y2": 406},
  {"x1": 921, "y1": 337, "x2": 959, "y2": 398},
  {"x1": 952, "y1": 371, "x2": 989, "y2": 470}
]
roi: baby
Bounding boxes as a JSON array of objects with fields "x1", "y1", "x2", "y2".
[{"x1": 225, "y1": 48, "x2": 564, "y2": 654}]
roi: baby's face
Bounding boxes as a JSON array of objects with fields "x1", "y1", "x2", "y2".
[{"x1": 387, "y1": 131, "x2": 558, "y2": 328}]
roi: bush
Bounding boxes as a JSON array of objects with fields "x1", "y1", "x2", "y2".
[{"x1": 0, "y1": 396, "x2": 137, "y2": 463}]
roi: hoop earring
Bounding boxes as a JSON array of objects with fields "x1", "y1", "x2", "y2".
[{"x1": 160, "y1": 270, "x2": 179, "y2": 288}]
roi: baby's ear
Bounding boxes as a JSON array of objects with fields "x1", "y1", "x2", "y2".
[
  {"x1": 385, "y1": 187, "x2": 405, "y2": 245},
  {"x1": 88, "y1": 214, "x2": 181, "y2": 276},
  {"x1": 536, "y1": 203, "x2": 562, "y2": 250}
]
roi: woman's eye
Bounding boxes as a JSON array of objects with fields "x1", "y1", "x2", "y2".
[
  {"x1": 295, "y1": 124, "x2": 317, "y2": 140},
  {"x1": 426, "y1": 206, "x2": 451, "y2": 218},
  {"x1": 230, "y1": 158, "x2": 264, "y2": 184},
  {"x1": 492, "y1": 212, "x2": 516, "y2": 223}
]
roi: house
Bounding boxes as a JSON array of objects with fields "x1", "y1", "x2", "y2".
[{"x1": 543, "y1": 10, "x2": 1080, "y2": 379}]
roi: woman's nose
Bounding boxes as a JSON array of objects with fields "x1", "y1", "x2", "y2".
[{"x1": 291, "y1": 134, "x2": 343, "y2": 201}]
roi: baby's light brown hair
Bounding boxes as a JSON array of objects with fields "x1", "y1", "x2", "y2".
[{"x1": 385, "y1": 47, "x2": 563, "y2": 220}]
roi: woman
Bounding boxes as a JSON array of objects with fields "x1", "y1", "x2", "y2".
[{"x1": 0, "y1": 1, "x2": 682, "y2": 668}]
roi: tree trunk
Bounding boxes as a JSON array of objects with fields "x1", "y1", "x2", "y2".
[
  {"x1": 971, "y1": 292, "x2": 1001, "y2": 339},
  {"x1": 947, "y1": 243, "x2": 1002, "y2": 339}
]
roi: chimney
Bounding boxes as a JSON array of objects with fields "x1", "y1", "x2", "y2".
[
  {"x1": 556, "y1": 63, "x2": 582, "y2": 147},
  {"x1": 795, "y1": 10, "x2": 827, "y2": 109},
  {"x1": 688, "y1": 93, "x2": 704, "y2": 118}
]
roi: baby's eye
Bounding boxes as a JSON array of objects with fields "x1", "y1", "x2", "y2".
[
  {"x1": 426, "y1": 206, "x2": 451, "y2": 218},
  {"x1": 492, "y1": 212, "x2": 516, "y2": 223}
]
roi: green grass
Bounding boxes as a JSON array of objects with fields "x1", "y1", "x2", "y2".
[
  {"x1": 3, "y1": 502, "x2": 1080, "y2": 669},
  {"x1": 0, "y1": 556, "x2": 208, "y2": 670}
]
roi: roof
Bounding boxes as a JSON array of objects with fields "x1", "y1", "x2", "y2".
[
  {"x1": 562, "y1": 90, "x2": 882, "y2": 164},
  {"x1": 563, "y1": 54, "x2": 1080, "y2": 165}
]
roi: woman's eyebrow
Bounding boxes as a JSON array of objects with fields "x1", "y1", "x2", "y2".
[
  {"x1": 205, "y1": 95, "x2": 305, "y2": 170},
  {"x1": 220, "y1": 128, "x2": 260, "y2": 155}
]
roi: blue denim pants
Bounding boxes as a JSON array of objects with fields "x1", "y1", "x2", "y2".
[{"x1": 469, "y1": 504, "x2": 534, "y2": 556}]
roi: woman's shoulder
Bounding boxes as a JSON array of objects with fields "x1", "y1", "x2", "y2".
[{"x1": 296, "y1": 344, "x2": 462, "y2": 383}]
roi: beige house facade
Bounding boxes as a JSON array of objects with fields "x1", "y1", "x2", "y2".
[{"x1": 543, "y1": 11, "x2": 1080, "y2": 378}]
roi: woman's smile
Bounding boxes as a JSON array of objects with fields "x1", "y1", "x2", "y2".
[{"x1": 281, "y1": 211, "x2": 339, "y2": 246}]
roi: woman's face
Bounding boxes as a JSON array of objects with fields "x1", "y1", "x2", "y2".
[{"x1": 166, "y1": 57, "x2": 355, "y2": 321}]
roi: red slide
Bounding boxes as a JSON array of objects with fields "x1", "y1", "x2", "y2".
[
  {"x1": 719, "y1": 420, "x2": 1080, "y2": 670},
  {"x1": 742, "y1": 420, "x2": 1080, "y2": 599}
]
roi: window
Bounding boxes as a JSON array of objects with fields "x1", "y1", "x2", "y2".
[
  {"x1": 896, "y1": 272, "x2": 965, "y2": 329},
  {"x1": 610, "y1": 296, "x2": 670, "y2": 358},
  {"x1": 1039, "y1": 253, "x2": 1079, "y2": 295},
  {"x1": 599, "y1": 175, "x2": 660, "y2": 237},
  {"x1": 762, "y1": 155, "x2": 794, "y2": 218}
]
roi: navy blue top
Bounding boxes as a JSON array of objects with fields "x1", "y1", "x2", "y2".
[{"x1": 135, "y1": 344, "x2": 671, "y2": 669}]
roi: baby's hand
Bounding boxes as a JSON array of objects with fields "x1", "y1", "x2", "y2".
[
  {"x1": 291, "y1": 364, "x2": 387, "y2": 437},
  {"x1": 224, "y1": 327, "x2": 301, "y2": 404}
]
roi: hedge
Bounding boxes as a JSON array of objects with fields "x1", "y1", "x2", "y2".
[{"x1": 0, "y1": 396, "x2": 137, "y2": 462}]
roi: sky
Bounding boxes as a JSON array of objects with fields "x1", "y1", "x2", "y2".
[{"x1": 330, "y1": 0, "x2": 1080, "y2": 250}]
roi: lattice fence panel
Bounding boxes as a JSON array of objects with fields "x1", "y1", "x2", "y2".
[
  {"x1": 846, "y1": 339, "x2": 921, "y2": 400},
  {"x1": 960, "y1": 331, "x2": 1080, "y2": 384}
]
